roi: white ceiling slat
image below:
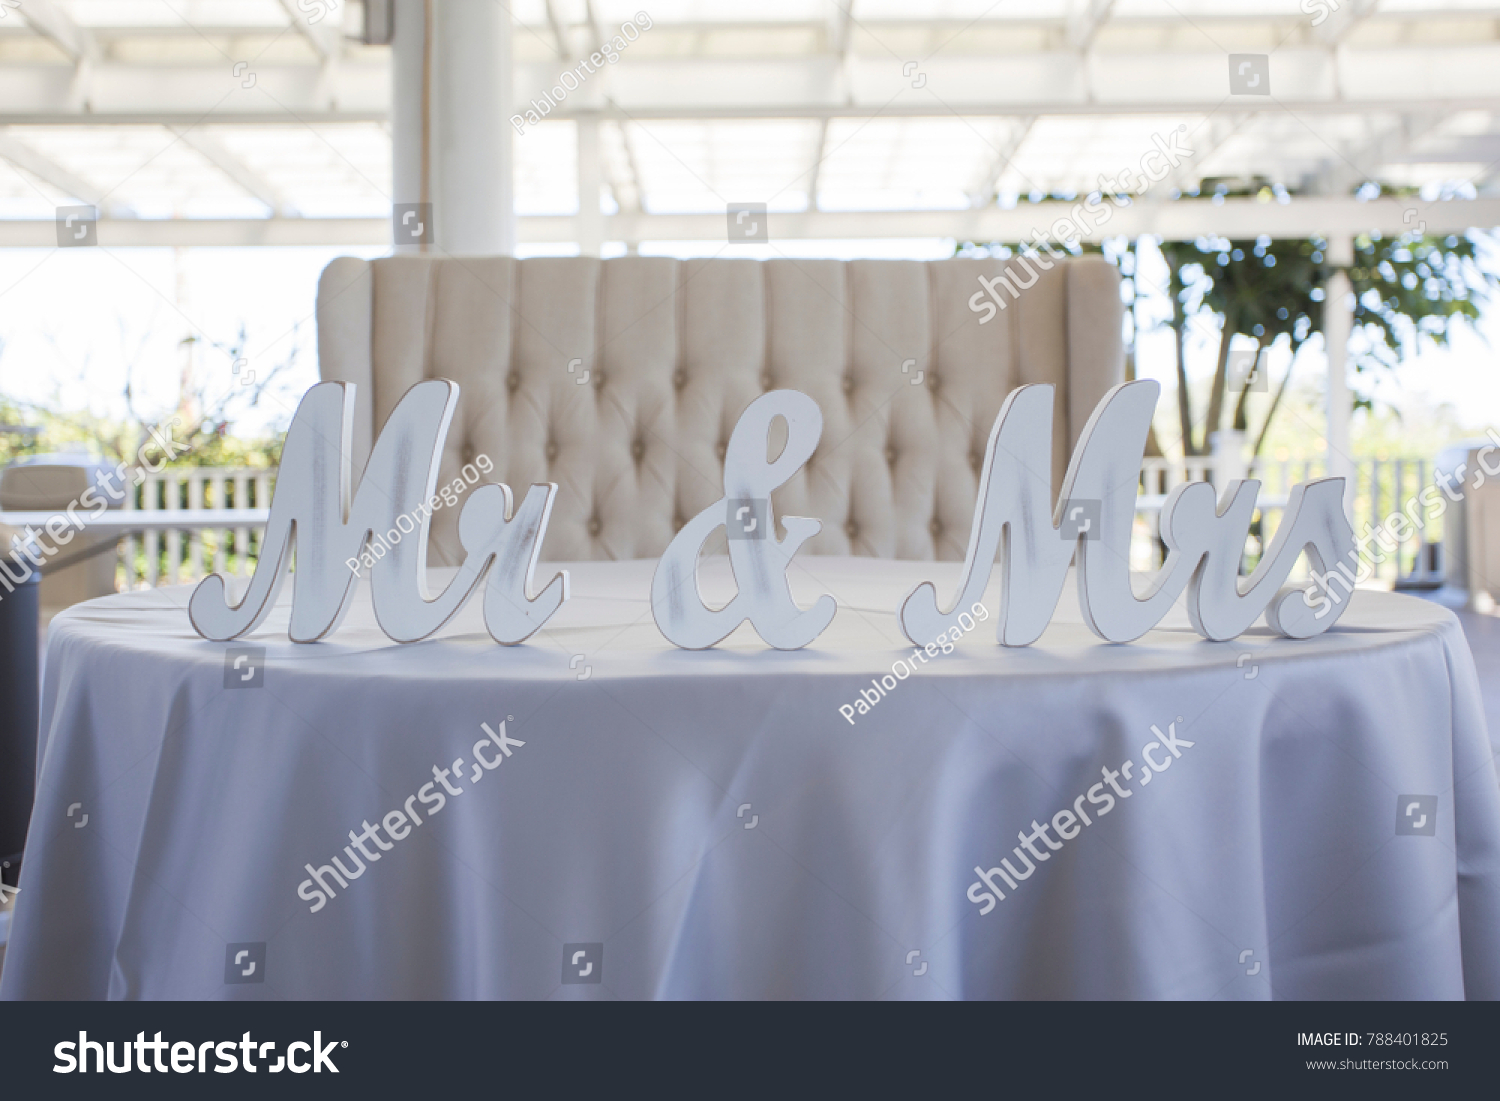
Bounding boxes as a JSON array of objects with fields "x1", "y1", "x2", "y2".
[
  {"x1": 1, "y1": 195, "x2": 1497, "y2": 247},
  {"x1": 274, "y1": 0, "x2": 342, "y2": 61},
  {"x1": 15, "y1": 0, "x2": 91, "y2": 62},
  {"x1": 0, "y1": 2, "x2": 1494, "y2": 235},
  {"x1": 805, "y1": 117, "x2": 830, "y2": 212},
  {"x1": 173, "y1": 126, "x2": 294, "y2": 215},
  {"x1": 1312, "y1": 0, "x2": 1380, "y2": 48},
  {"x1": 969, "y1": 116, "x2": 1036, "y2": 208},
  {"x1": 0, "y1": 50, "x2": 1496, "y2": 122},
  {"x1": 543, "y1": 0, "x2": 571, "y2": 58},
  {"x1": 0, "y1": 128, "x2": 115, "y2": 210},
  {"x1": 1066, "y1": 0, "x2": 1115, "y2": 51}
]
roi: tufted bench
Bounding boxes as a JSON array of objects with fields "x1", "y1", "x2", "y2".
[{"x1": 316, "y1": 255, "x2": 1124, "y2": 565}]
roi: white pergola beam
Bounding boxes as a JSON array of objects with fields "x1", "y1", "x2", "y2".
[
  {"x1": 543, "y1": 0, "x2": 571, "y2": 59},
  {"x1": 806, "y1": 117, "x2": 830, "y2": 212},
  {"x1": 577, "y1": 114, "x2": 602, "y2": 256},
  {"x1": 0, "y1": 62, "x2": 389, "y2": 123},
  {"x1": 613, "y1": 119, "x2": 644, "y2": 214},
  {"x1": 1157, "y1": 113, "x2": 1246, "y2": 197},
  {"x1": 0, "y1": 129, "x2": 125, "y2": 213},
  {"x1": 15, "y1": 0, "x2": 90, "y2": 62},
  {"x1": 0, "y1": 218, "x2": 382, "y2": 247},
  {"x1": 2, "y1": 47, "x2": 1500, "y2": 123},
  {"x1": 1067, "y1": 0, "x2": 1115, "y2": 51},
  {"x1": 829, "y1": 3, "x2": 854, "y2": 58},
  {"x1": 1306, "y1": 113, "x2": 1442, "y2": 196},
  {"x1": 970, "y1": 116, "x2": 1035, "y2": 206},
  {"x1": 172, "y1": 128, "x2": 293, "y2": 215},
  {"x1": 583, "y1": 0, "x2": 605, "y2": 54},
  {"x1": 598, "y1": 131, "x2": 639, "y2": 214},
  {"x1": 558, "y1": 198, "x2": 1500, "y2": 243},
  {"x1": 1313, "y1": 0, "x2": 1380, "y2": 47},
  {"x1": 275, "y1": 0, "x2": 341, "y2": 60},
  {"x1": 0, "y1": 197, "x2": 1494, "y2": 247},
  {"x1": 512, "y1": 46, "x2": 1500, "y2": 117}
]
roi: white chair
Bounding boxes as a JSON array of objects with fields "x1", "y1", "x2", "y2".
[
  {"x1": 1435, "y1": 440, "x2": 1500, "y2": 609},
  {"x1": 317, "y1": 255, "x2": 1125, "y2": 565},
  {"x1": 0, "y1": 463, "x2": 120, "y2": 614}
]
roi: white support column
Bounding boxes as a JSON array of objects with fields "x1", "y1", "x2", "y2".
[
  {"x1": 392, "y1": 0, "x2": 514, "y2": 256},
  {"x1": 391, "y1": 0, "x2": 425, "y2": 252},
  {"x1": 1324, "y1": 235, "x2": 1356, "y2": 517},
  {"x1": 576, "y1": 114, "x2": 603, "y2": 257}
]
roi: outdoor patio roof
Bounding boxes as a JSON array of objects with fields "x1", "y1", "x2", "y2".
[{"x1": 0, "y1": 0, "x2": 1497, "y2": 245}]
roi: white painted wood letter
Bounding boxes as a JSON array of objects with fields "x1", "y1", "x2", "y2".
[
  {"x1": 188, "y1": 380, "x2": 566, "y2": 645},
  {"x1": 651, "y1": 390, "x2": 836, "y2": 650}
]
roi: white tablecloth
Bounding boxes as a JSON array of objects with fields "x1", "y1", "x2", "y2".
[{"x1": 4, "y1": 557, "x2": 1499, "y2": 1000}]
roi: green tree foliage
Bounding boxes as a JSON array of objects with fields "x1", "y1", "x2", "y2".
[
  {"x1": 1182, "y1": 230, "x2": 1495, "y2": 457},
  {"x1": 0, "y1": 322, "x2": 296, "y2": 471},
  {"x1": 1159, "y1": 236, "x2": 1322, "y2": 455},
  {"x1": 962, "y1": 223, "x2": 1497, "y2": 459}
]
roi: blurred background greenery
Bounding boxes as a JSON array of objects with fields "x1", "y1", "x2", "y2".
[{"x1": 0, "y1": 322, "x2": 294, "y2": 470}]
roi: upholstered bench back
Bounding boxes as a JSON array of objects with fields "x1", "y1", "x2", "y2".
[{"x1": 316, "y1": 255, "x2": 1124, "y2": 564}]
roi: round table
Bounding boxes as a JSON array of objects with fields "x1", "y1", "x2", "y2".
[{"x1": 4, "y1": 557, "x2": 1499, "y2": 1000}]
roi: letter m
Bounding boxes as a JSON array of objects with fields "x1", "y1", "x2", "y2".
[
  {"x1": 898, "y1": 382, "x2": 1156, "y2": 647},
  {"x1": 189, "y1": 381, "x2": 460, "y2": 643}
]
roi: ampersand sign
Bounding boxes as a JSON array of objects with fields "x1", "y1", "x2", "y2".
[{"x1": 651, "y1": 390, "x2": 836, "y2": 650}]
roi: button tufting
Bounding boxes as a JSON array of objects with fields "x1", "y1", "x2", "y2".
[
  {"x1": 760, "y1": 372, "x2": 773, "y2": 390},
  {"x1": 928, "y1": 372, "x2": 940, "y2": 392},
  {"x1": 842, "y1": 375, "x2": 855, "y2": 395},
  {"x1": 631, "y1": 439, "x2": 645, "y2": 462},
  {"x1": 969, "y1": 451, "x2": 982, "y2": 471},
  {"x1": 884, "y1": 445, "x2": 897, "y2": 464},
  {"x1": 506, "y1": 372, "x2": 519, "y2": 392},
  {"x1": 592, "y1": 369, "x2": 605, "y2": 390},
  {"x1": 716, "y1": 442, "x2": 727, "y2": 461},
  {"x1": 844, "y1": 519, "x2": 859, "y2": 539},
  {"x1": 587, "y1": 517, "x2": 602, "y2": 537},
  {"x1": 929, "y1": 518, "x2": 943, "y2": 536},
  {"x1": 545, "y1": 441, "x2": 558, "y2": 462}
]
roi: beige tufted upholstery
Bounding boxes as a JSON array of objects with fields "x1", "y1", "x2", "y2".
[{"x1": 316, "y1": 255, "x2": 1124, "y2": 565}]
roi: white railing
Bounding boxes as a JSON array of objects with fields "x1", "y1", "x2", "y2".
[
  {"x1": 8, "y1": 459, "x2": 1442, "y2": 595},
  {"x1": 111, "y1": 457, "x2": 1449, "y2": 590},
  {"x1": 1136, "y1": 456, "x2": 1438, "y2": 583},
  {"x1": 119, "y1": 467, "x2": 274, "y2": 589}
]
